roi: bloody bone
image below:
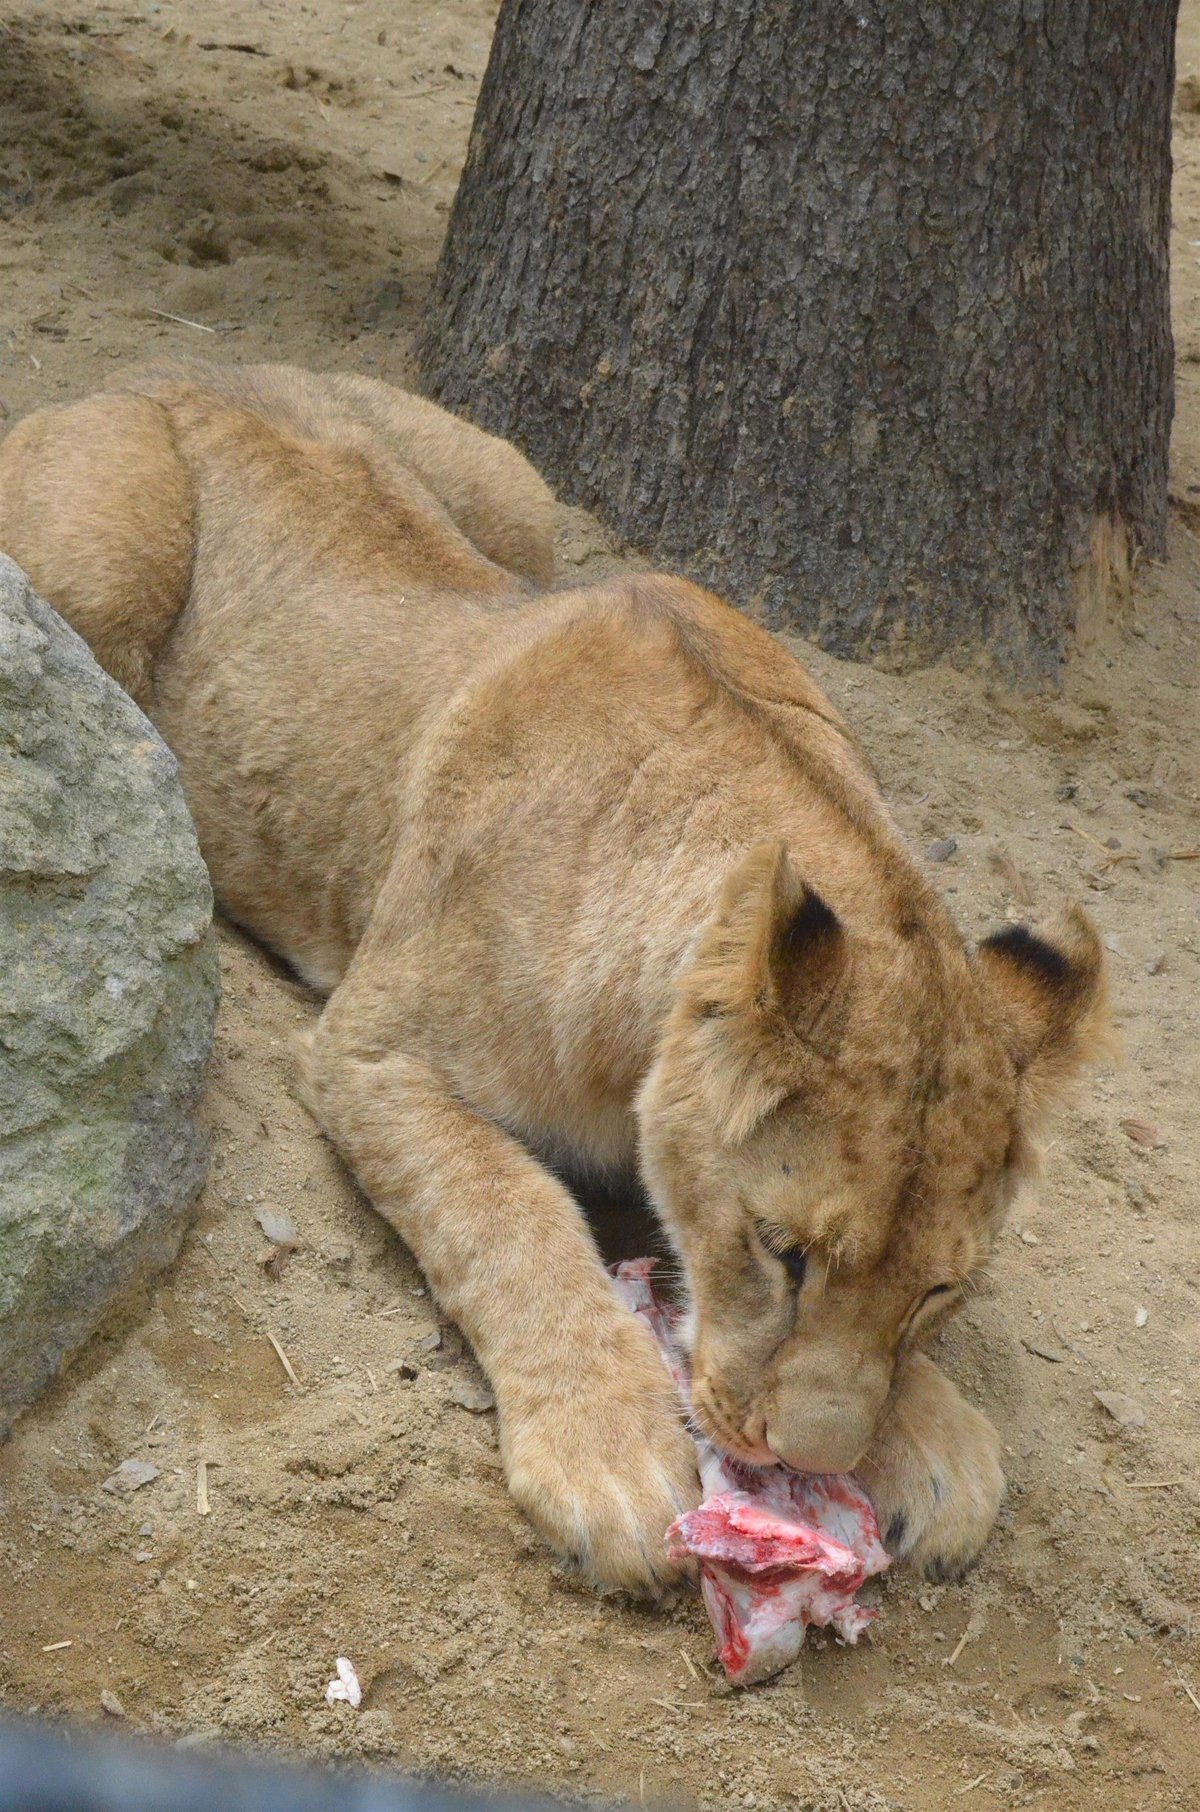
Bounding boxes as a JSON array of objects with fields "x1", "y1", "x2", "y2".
[{"x1": 611, "y1": 1258, "x2": 889, "y2": 1685}]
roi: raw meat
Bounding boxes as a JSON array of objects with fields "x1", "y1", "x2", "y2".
[{"x1": 611, "y1": 1258, "x2": 890, "y2": 1685}]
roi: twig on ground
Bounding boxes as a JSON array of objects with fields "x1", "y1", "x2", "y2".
[
  {"x1": 267, "y1": 1331, "x2": 303, "y2": 1388},
  {"x1": 145, "y1": 307, "x2": 218, "y2": 334}
]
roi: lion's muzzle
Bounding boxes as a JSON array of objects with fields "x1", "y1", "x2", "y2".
[{"x1": 764, "y1": 1341, "x2": 892, "y2": 1474}]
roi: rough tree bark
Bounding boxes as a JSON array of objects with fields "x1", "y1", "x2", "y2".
[{"x1": 419, "y1": 0, "x2": 1177, "y2": 679}]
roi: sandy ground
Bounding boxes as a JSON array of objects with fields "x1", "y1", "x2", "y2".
[{"x1": 1, "y1": 4, "x2": 1198, "y2": 1809}]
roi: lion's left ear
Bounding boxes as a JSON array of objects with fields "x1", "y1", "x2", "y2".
[{"x1": 974, "y1": 905, "x2": 1112, "y2": 1108}]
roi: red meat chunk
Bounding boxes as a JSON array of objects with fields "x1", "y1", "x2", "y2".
[{"x1": 612, "y1": 1259, "x2": 889, "y2": 1685}]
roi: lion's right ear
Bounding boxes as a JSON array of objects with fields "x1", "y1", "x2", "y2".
[
  {"x1": 975, "y1": 905, "x2": 1112, "y2": 1114},
  {"x1": 693, "y1": 842, "x2": 846, "y2": 1029}
]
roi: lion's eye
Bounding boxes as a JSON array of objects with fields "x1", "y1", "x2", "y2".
[
  {"x1": 755, "y1": 1222, "x2": 808, "y2": 1289},
  {"x1": 780, "y1": 1245, "x2": 808, "y2": 1288}
]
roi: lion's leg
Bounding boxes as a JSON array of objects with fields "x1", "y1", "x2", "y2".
[
  {"x1": 295, "y1": 1001, "x2": 699, "y2": 1594},
  {"x1": 855, "y1": 1352, "x2": 1005, "y2": 1583}
]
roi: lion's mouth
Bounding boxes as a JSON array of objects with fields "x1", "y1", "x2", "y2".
[{"x1": 690, "y1": 1376, "x2": 779, "y2": 1469}]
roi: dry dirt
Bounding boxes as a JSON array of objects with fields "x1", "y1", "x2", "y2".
[{"x1": 1, "y1": 3, "x2": 1198, "y2": 1809}]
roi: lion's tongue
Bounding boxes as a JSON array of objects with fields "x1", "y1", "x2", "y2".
[{"x1": 611, "y1": 1258, "x2": 890, "y2": 1686}]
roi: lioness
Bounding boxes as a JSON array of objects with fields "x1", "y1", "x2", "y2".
[{"x1": 0, "y1": 362, "x2": 1107, "y2": 1594}]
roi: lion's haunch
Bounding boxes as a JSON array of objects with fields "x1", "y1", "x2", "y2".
[{"x1": 612, "y1": 1260, "x2": 889, "y2": 1685}]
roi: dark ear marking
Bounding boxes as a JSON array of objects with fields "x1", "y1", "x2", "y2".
[
  {"x1": 773, "y1": 880, "x2": 846, "y2": 1040},
  {"x1": 980, "y1": 924, "x2": 1071, "y2": 989},
  {"x1": 780, "y1": 885, "x2": 840, "y2": 957},
  {"x1": 975, "y1": 904, "x2": 1110, "y2": 1101}
]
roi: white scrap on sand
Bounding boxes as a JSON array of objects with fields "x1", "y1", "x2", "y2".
[{"x1": 324, "y1": 1656, "x2": 362, "y2": 1708}]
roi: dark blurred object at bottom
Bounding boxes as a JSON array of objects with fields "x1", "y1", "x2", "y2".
[{"x1": 0, "y1": 1718, "x2": 570, "y2": 1812}]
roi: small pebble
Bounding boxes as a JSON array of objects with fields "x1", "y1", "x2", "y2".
[
  {"x1": 100, "y1": 1689, "x2": 126, "y2": 1719},
  {"x1": 429, "y1": 1327, "x2": 464, "y2": 1369},
  {"x1": 1094, "y1": 1390, "x2": 1146, "y2": 1429},
  {"x1": 254, "y1": 1202, "x2": 299, "y2": 1248},
  {"x1": 1022, "y1": 1338, "x2": 1068, "y2": 1364},
  {"x1": 1135, "y1": 1307, "x2": 1149, "y2": 1328},
  {"x1": 448, "y1": 1375, "x2": 495, "y2": 1414},
  {"x1": 926, "y1": 837, "x2": 958, "y2": 862},
  {"x1": 101, "y1": 1459, "x2": 158, "y2": 1495}
]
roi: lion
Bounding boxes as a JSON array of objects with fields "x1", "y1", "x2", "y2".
[{"x1": 0, "y1": 360, "x2": 1109, "y2": 1594}]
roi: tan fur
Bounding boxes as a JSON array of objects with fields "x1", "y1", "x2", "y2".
[
  {"x1": 0, "y1": 394, "x2": 194, "y2": 709},
  {"x1": 0, "y1": 362, "x2": 1109, "y2": 1592}
]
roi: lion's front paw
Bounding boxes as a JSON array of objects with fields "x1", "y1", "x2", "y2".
[
  {"x1": 856, "y1": 1353, "x2": 1004, "y2": 1584},
  {"x1": 498, "y1": 1314, "x2": 701, "y2": 1596}
]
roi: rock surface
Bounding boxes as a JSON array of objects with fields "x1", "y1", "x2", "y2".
[{"x1": 0, "y1": 555, "x2": 219, "y2": 1435}]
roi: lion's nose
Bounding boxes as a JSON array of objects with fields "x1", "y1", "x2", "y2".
[{"x1": 765, "y1": 1399, "x2": 876, "y2": 1475}]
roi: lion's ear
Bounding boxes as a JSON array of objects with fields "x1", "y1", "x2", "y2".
[
  {"x1": 693, "y1": 841, "x2": 848, "y2": 1035},
  {"x1": 975, "y1": 905, "x2": 1112, "y2": 1109},
  {"x1": 678, "y1": 843, "x2": 849, "y2": 1143}
]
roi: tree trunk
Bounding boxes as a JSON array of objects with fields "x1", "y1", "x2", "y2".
[{"x1": 419, "y1": 0, "x2": 1177, "y2": 679}]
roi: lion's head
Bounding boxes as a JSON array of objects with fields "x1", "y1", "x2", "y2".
[{"x1": 638, "y1": 841, "x2": 1108, "y2": 1474}]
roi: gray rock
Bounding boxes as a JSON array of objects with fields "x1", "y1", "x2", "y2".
[
  {"x1": 0, "y1": 556, "x2": 219, "y2": 1435},
  {"x1": 448, "y1": 1373, "x2": 495, "y2": 1414},
  {"x1": 1093, "y1": 1389, "x2": 1146, "y2": 1429},
  {"x1": 925, "y1": 836, "x2": 958, "y2": 863},
  {"x1": 253, "y1": 1201, "x2": 299, "y2": 1248},
  {"x1": 101, "y1": 1458, "x2": 159, "y2": 1494}
]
